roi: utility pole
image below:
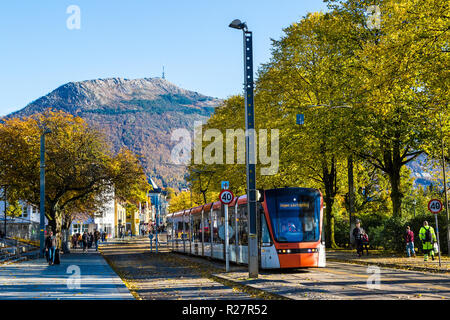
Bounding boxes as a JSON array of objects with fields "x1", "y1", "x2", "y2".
[
  {"x1": 3, "y1": 187, "x2": 7, "y2": 238},
  {"x1": 229, "y1": 19, "x2": 258, "y2": 278},
  {"x1": 439, "y1": 112, "x2": 449, "y2": 256},
  {"x1": 39, "y1": 129, "x2": 51, "y2": 258}
]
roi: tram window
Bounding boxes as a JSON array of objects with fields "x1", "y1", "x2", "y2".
[
  {"x1": 184, "y1": 221, "x2": 190, "y2": 239},
  {"x1": 228, "y1": 206, "x2": 236, "y2": 245},
  {"x1": 193, "y1": 215, "x2": 201, "y2": 241},
  {"x1": 267, "y1": 193, "x2": 320, "y2": 243},
  {"x1": 261, "y1": 214, "x2": 271, "y2": 245},
  {"x1": 167, "y1": 222, "x2": 173, "y2": 240},
  {"x1": 238, "y1": 205, "x2": 248, "y2": 246},
  {"x1": 203, "y1": 215, "x2": 210, "y2": 243},
  {"x1": 213, "y1": 209, "x2": 221, "y2": 244}
]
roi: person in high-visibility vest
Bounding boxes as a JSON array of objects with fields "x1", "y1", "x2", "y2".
[{"x1": 419, "y1": 221, "x2": 437, "y2": 261}]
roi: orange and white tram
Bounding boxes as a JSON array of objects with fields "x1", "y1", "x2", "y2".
[{"x1": 166, "y1": 187, "x2": 326, "y2": 269}]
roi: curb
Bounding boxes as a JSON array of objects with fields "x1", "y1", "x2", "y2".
[{"x1": 328, "y1": 258, "x2": 450, "y2": 274}]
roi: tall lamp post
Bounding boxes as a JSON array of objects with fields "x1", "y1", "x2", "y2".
[
  {"x1": 39, "y1": 128, "x2": 51, "y2": 258},
  {"x1": 229, "y1": 19, "x2": 258, "y2": 278},
  {"x1": 439, "y1": 112, "x2": 450, "y2": 256},
  {"x1": 3, "y1": 186, "x2": 7, "y2": 239}
]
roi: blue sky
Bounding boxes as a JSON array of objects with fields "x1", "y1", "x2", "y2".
[{"x1": 0, "y1": 0, "x2": 329, "y2": 116}]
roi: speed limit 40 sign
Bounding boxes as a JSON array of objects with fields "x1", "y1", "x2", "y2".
[
  {"x1": 428, "y1": 199, "x2": 443, "y2": 214},
  {"x1": 219, "y1": 189, "x2": 234, "y2": 205}
]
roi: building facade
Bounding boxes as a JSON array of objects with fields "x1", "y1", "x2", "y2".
[{"x1": 148, "y1": 177, "x2": 169, "y2": 229}]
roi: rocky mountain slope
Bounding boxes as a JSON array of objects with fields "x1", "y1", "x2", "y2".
[{"x1": 9, "y1": 77, "x2": 222, "y2": 189}]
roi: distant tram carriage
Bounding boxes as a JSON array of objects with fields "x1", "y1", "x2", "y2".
[{"x1": 166, "y1": 187, "x2": 326, "y2": 269}]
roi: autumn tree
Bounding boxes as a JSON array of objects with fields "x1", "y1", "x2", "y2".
[{"x1": 0, "y1": 110, "x2": 150, "y2": 244}]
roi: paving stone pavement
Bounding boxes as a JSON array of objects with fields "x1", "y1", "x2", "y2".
[
  {"x1": 0, "y1": 250, "x2": 134, "y2": 300},
  {"x1": 100, "y1": 238, "x2": 257, "y2": 300},
  {"x1": 214, "y1": 261, "x2": 450, "y2": 300}
]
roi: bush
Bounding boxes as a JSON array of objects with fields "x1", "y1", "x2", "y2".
[{"x1": 333, "y1": 216, "x2": 350, "y2": 248}]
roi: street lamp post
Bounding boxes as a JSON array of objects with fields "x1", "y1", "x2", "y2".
[
  {"x1": 229, "y1": 19, "x2": 258, "y2": 278},
  {"x1": 3, "y1": 186, "x2": 7, "y2": 239},
  {"x1": 439, "y1": 112, "x2": 450, "y2": 256},
  {"x1": 39, "y1": 129, "x2": 51, "y2": 258}
]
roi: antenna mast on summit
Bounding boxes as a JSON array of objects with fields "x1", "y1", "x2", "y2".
[{"x1": 162, "y1": 66, "x2": 165, "y2": 79}]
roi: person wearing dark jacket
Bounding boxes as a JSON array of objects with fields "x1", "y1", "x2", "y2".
[
  {"x1": 45, "y1": 231, "x2": 57, "y2": 265},
  {"x1": 94, "y1": 230, "x2": 100, "y2": 251},
  {"x1": 352, "y1": 220, "x2": 363, "y2": 257},
  {"x1": 82, "y1": 231, "x2": 88, "y2": 253},
  {"x1": 405, "y1": 226, "x2": 416, "y2": 257}
]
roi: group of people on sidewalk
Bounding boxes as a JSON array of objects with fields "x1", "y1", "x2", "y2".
[
  {"x1": 352, "y1": 219, "x2": 439, "y2": 261},
  {"x1": 404, "y1": 221, "x2": 438, "y2": 261},
  {"x1": 71, "y1": 230, "x2": 103, "y2": 252}
]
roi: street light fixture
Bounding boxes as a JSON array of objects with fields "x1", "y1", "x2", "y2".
[
  {"x1": 229, "y1": 19, "x2": 258, "y2": 278},
  {"x1": 229, "y1": 19, "x2": 247, "y2": 31}
]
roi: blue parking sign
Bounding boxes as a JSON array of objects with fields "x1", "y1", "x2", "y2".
[{"x1": 296, "y1": 114, "x2": 304, "y2": 125}]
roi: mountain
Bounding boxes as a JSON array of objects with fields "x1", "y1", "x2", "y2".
[{"x1": 9, "y1": 77, "x2": 222, "y2": 189}]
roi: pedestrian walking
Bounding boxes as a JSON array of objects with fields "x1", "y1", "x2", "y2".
[
  {"x1": 45, "y1": 230, "x2": 57, "y2": 265},
  {"x1": 82, "y1": 231, "x2": 88, "y2": 253},
  {"x1": 101, "y1": 230, "x2": 106, "y2": 242},
  {"x1": 361, "y1": 231, "x2": 369, "y2": 255},
  {"x1": 405, "y1": 226, "x2": 416, "y2": 258},
  {"x1": 352, "y1": 220, "x2": 364, "y2": 257},
  {"x1": 94, "y1": 229, "x2": 100, "y2": 251},
  {"x1": 419, "y1": 221, "x2": 437, "y2": 261},
  {"x1": 71, "y1": 234, "x2": 77, "y2": 249},
  {"x1": 88, "y1": 232, "x2": 93, "y2": 248}
]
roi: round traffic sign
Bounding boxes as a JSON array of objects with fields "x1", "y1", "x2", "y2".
[
  {"x1": 219, "y1": 189, "x2": 234, "y2": 205},
  {"x1": 428, "y1": 199, "x2": 443, "y2": 214}
]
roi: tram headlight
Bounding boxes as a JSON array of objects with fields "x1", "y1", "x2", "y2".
[{"x1": 286, "y1": 249, "x2": 291, "y2": 253}]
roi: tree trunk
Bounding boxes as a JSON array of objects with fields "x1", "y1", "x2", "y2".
[
  {"x1": 61, "y1": 229, "x2": 70, "y2": 254},
  {"x1": 324, "y1": 195, "x2": 335, "y2": 248},
  {"x1": 348, "y1": 155, "x2": 354, "y2": 245},
  {"x1": 389, "y1": 168, "x2": 402, "y2": 217},
  {"x1": 48, "y1": 206, "x2": 64, "y2": 250},
  {"x1": 323, "y1": 157, "x2": 338, "y2": 248},
  {"x1": 386, "y1": 137, "x2": 403, "y2": 217}
]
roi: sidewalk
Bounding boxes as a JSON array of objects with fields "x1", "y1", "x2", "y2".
[
  {"x1": 326, "y1": 249, "x2": 450, "y2": 273},
  {"x1": 0, "y1": 250, "x2": 134, "y2": 300}
]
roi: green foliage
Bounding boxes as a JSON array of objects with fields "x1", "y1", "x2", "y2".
[
  {"x1": 333, "y1": 215, "x2": 350, "y2": 248},
  {"x1": 185, "y1": 0, "x2": 449, "y2": 249}
]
